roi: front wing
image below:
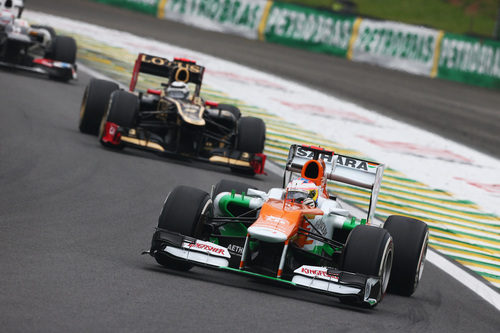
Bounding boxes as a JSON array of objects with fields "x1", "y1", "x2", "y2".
[
  {"x1": 146, "y1": 229, "x2": 381, "y2": 306},
  {"x1": 0, "y1": 58, "x2": 77, "y2": 81},
  {"x1": 102, "y1": 121, "x2": 266, "y2": 174}
]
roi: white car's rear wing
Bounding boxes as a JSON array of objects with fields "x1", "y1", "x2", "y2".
[{"x1": 284, "y1": 145, "x2": 385, "y2": 223}]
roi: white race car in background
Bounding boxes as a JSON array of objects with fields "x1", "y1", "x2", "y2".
[{"x1": 0, "y1": 0, "x2": 77, "y2": 81}]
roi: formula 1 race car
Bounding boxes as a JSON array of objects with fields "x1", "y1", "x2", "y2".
[
  {"x1": 144, "y1": 144, "x2": 429, "y2": 308},
  {"x1": 79, "y1": 53, "x2": 267, "y2": 175},
  {"x1": 0, "y1": 0, "x2": 77, "y2": 81}
]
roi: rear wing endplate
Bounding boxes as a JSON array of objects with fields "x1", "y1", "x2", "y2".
[
  {"x1": 129, "y1": 53, "x2": 205, "y2": 93},
  {"x1": 284, "y1": 145, "x2": 385, "y2": 223}
]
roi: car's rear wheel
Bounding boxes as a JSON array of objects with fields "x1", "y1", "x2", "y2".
[
  {"x1": 99, "y1": 90, "x2": 138, "y2": 148},
  {"x1": 384, "y1": 215, "x2": 429, "y2": 296},
  {"x1": 232, "y1": 117, "x2": 266, "y2": 175},
  {"x1": 236, "y1": 116, "x2": 266, "y2": 154},
  {"x1": 79, "y1": 79, "x2": 119, "y2": 135},
  {"x1": 153, "y1": 186, "x2": 212, "y2": 271},
  {"x1": 341, "y1": 225, "x2": 393, "y2": 307}
]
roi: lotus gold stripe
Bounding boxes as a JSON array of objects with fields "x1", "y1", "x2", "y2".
[
  {"x1": 209, "y1": 156, "x2": 251, "y2": 167},
  {"x1": 120, "y1": 136, "x2": 165, "y2": 152}
]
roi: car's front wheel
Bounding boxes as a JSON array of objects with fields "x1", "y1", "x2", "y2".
[
  {"x1": 79, "y1": 79, "x2": 119, "y2": 135},
  {"x1": 99, "y1": 90, "x2": 139, "y2": 148},
  {"x1": 341, "y1": 225, "x2": 393, "y2": 307},
  {"x1": 47, "y1": 35, "x2": 77, "y2": 81},
  {"x1": 152, "y1": 186, "x2": 213, "y2": 271}
]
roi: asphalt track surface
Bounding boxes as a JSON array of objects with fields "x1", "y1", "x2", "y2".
[
  {"x1": 31, "y1": 0, "x2": 500, "y2": 159},
  {"x1": 0, "y1": 69, "x2": 499, "y2": 333},
  {"x1": 0, "y1": 1, "x2": 499, "y2": 332}
]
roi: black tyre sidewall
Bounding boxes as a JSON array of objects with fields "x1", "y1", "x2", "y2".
[
  {"x1": 342, "y1": 225, "x2": 392, "y2": 277},
  {"x1": 384, "y1": 215, "x2": 429, "y2": 296},
  {"x1": 341, "y1": 225, "x2": 393, "y2": 305},
  {"x1": 155, "y1": 186, "x2": 212, "y2": 271},
  {"x1": 236, "y1": 116, "x2": 266, "y2": 154},
  {"x1": 48, "y1": 35, "x2": 77, "y2": 64},
  {"x1": 158, "y1": 186, "x2": 211, "y2": 236},
  {"x1": 79, "y1": 79, "x2": 119, "y2": 135}
]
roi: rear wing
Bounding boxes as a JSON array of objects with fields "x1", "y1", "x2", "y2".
[
  {"x1": 284, "y1": 144, "x2": 385, "y2": 223},
  {"x1": 129, "y1": 53, "x2": 205, "y2": 95}
]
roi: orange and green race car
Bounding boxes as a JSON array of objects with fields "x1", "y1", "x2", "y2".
[{"x1": 145, "y1": 144, "x2": 429, "y2": 307}]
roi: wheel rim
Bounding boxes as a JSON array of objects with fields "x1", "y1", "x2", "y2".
[
  {"x1": 414, "y1": 231, "x2": 429, "y2": 290},
  {"x1": 98, "y1": 110, "x2": 109, "y2": 142},
  {"x1": 196, "y1": 199, "x2": 213, "y2": 239},
  {"x1": 380, "y1": 239, "x2": 393, "y2": 294}
]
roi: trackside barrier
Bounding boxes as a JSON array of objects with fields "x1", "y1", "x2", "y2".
[
  {"x1": 92, "y1": 0, "x2": 160, "y2": 16},
  {"x1": 262, "y1": 1, "x2": 356, "y2": 57},
  {"x1": 437, "y1": 32, "x2": 500, "y2": 89},
  {"x1": 91, "y1": 1, "x2": 500, "y2": 89},
  {"x1": 349, "y1": 19, "x2": 441, "y2": 77},
  {"x1": 157, "y1": 0, "x2": 270, "y2": 40}
]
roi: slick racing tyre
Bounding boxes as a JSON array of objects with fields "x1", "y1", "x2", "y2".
[
  {"x1": 236, "y1": 117, "x2": 266, "y2": 154},
  {"x1": 79, "y1": 79, "x2": 119, "y2": 135},
  {"x1": 218, "y1": 104, "x2": 241, "y2": 120},
  {"x1": 341, "y1": 225, "x2": 393, "y2": 307},
  {"x1": 47, "y1": 36, "x2": 77, "y2": 81},
  {"x1": 383, "y1": 215, "x2": 429, "y2": 296},
  {"x1": 154, "y1": 186, "x2": 213, "y2": 271},
  {"x1": 213, "y1": 179, "x2": 257, "y2": 196},
  {"x1": 99, "y1": 90, "x2": 139, "y2": 149},
  {"x1": 49, "y1": 35, "x2": 77, "y2": 64}
]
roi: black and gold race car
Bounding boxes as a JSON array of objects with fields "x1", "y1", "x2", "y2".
[{"x1": 78, "y1": 53, "x2": 267, "y2": 175}]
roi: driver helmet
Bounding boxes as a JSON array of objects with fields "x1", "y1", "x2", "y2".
[
  {"x1": 166, "y1": 81, "x2": 189, "y2": 100},
  {"x1": 1, "y1": 0, "x2": 24, "y2": 18},
  {"x1": 286, "y1": 178, "x2": 319, "y2": 207}
]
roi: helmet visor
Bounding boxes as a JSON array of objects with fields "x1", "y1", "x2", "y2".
[
  {"x1": 287, "y1": 190, "x2": 308, "y2": 203},
  {"x1": 168, "y1": 90, "x2": 188, "y2": 99}
]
